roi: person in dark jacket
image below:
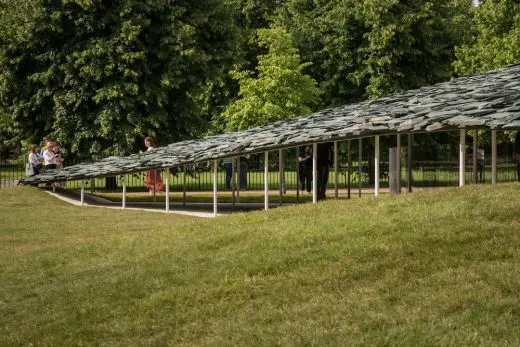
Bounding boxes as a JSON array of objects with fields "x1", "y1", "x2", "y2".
[
  {"x1": 316, "y1": 142, "x2": 333, "y2": 201},
  {"x1": 298, "y1": 146, "x2": 312, "y2": 193}
]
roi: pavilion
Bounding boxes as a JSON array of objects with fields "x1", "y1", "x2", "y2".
[{"x1": 23, "y1": 63, "x2": 520, "y2": 216}]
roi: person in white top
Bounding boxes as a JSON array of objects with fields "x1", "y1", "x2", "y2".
[
  {"x1": 42, "y1": 142, "x2": 59, "y2": 170},
  {"x1": 27, "y1": 144, "x2": 42, "y2": 177}
]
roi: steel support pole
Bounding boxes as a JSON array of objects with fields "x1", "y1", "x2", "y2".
[
  {"x1": 264, "y1": 151, "x2": 269, "y2": 210},
  {"x1": 473, "y1": 130, "x2": 478, "y2": 184},
  {"x1": 81, "y1": 179, "x2": 85, "y2": 206},
  {"x1": 312, "y1": 143, "x2": 318, "y2": 203},
  {"x1": 459, "y1": 129, "x2": 466, "y2": 187},
  {"x1": 279, "y1": 149, "x2": 283, "y2": 206},
  {"x1": 213, "y1": 160, "x2": 218, "y2": 217},
  {"x1": 375, "y1": 135, "x2": 380, "y2": 196},
  {"x1": 296, "y1": 149, "x2": 300, "y2": 204},
  {"x1": 358, "y1": 138, "x2": 362, "y2": 198},
  {"x1": 122, "y1": 176, "x2": 126, "y2": 209},
  {"x1": 165, "y1": 168, "x2": 170, "y2": 213},
  {"x1": 396, "y1": 134, "x2": 401, "y2": 193},
  {"x1": 237, "y1": 159, "x2": 241, "y2": 205},
  {"x1": 347, "y1": 140, "x2": 351, "y2": 200},
  {"x1": 407, "y1": 134, "x2": 413, "y2": 193},
  {"x1": 492, "y1": 130, "x2": 497, "y2": 184},
  {"x1": 231, "y1": 158, "x2": 236, "y2": 210},
  {"x1": 334, "y1": 141, "x2": 338, "y2": 198},
  {"x1": 183, "y1": 165, "x2": 187, "y2": 207}
]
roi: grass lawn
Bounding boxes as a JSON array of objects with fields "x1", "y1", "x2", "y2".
[{"x1": 1, "y1": 184, "x2": 520, "y2": 345}]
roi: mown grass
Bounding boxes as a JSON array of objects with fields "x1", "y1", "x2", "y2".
[{"x1": 1, "y1": 184, "x2": 520, "y2": 346}]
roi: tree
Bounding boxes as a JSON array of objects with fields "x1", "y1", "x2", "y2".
[
  {"x1": 455, "y1": 0, "x2": 520, "y2": 75},
  {"x1": 222, "y1": 27, "x2": 322, "y2": 130},
  {"x1": 0, "y1": 0, "x2": 241, "y2": 158},
  {"x1": 276, "y1": 0, "x2": 473, "y2": 103}
]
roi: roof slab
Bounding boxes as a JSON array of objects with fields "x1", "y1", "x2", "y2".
[{"x1": 24, "y1": 63, "x2": 520, "y2": 183}]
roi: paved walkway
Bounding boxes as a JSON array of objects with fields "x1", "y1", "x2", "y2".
[{"x1": 45, "y1": 190, "x2": 226, "y2": 218}]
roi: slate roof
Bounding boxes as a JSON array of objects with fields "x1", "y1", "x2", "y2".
[{"x1": 24, "y1": 63, "x2": 520, "y2": 184}]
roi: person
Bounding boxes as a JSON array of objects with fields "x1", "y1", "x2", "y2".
[
  {"x1": 239, "y1": 156, "x2": 249, "y2": 190},
  {"x1": 513, "y1": 130, "x2": 520, "y2": 182},
  {"x1": 39, "y1": 137, "x2": 51, "y2": 158},
  {"x1": 144, "y1": 136, "x2": 163, "y2": 194},
  {"x1": 27, "y1": 144, "x2": 42, "y2": 182},
  {"x1": 42, "y1": 142, "x2": 59, "y2": 171},
  {"x1": 316, "y1": 142, "x2": 333, "y2": 201},
  {"x1": 222, "y1": 157, "x2": 234, "y2": 190},
  {"x1": 298, "y1": 145, "x2": 312, "y2": 193},
  {"x1": 53, "y1": 143, "x2": 65, "y2": 170},
  {"x1": 52, "y1": 143, "x2": 66, "y2": 187}
]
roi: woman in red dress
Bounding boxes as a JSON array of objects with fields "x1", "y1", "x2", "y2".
[{"x1": 144, "y1": 137, "x2": 163, "y2": 194}]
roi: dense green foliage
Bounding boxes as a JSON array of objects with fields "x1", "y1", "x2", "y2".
[
  {"x1": 0, "y1": 0, "x2": 240, "y2": 157},
  {"x1": 276, "y1": 0, "x2": 474, "y2": 103},
  {"x1": 2, "y1": 0, "x2": 519, "y2": 160},
  {"x1": 222, "y1": 27, "x2": 322, "y2": 130},
  {"x1": 455, "y1": 0, "x2": 520, "y2": 75},
  {"x1": 2, "y1": 184, "x2": 520, "y2": 344}
]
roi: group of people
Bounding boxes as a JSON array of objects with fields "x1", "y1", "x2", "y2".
[
  {"x1": 26, "y1": 135, "x2": 333, "y2": 199},
  {"x1": 298, "y1": 143, "x2": 333, "y2": 201},
  {"x1": 26, "y1": 137, "x2": 64, "y2": 178}
]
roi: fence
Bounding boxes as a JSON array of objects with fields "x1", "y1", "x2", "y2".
[{"x1": 2, "y1": 157, "x2": 518, "y2": 191}]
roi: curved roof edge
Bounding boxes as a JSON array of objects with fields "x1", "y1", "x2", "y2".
[{"x1": 24, "y1": 63, "x2": 520, "y2": 183}]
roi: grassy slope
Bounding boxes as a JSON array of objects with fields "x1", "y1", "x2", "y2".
[{"x1": 1, "y1": 185, "x2": 520, "y2": 346}]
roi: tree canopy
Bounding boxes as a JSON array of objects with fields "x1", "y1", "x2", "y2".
[
  {"x1": 1, "y1": 0, "x2": 518, "y2": 160},
  {"x1": 222, "y1": 27, "x2": 321, "y2": 130},
  {"x1": 455, "y1": 0, "x2": 520, "y2": 75},
  {"x1": 0, "y1": 0, "x2": 241, "y2": 157}
]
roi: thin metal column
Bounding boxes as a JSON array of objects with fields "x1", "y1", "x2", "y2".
[
  {"x1": 165, "y1": 168, "x2": 170, "y2": 213},
  {"x1": 407, "y1": 134, "x2": 413, "y2": 193},
  {"x1": 459, "y1": 129, "x2": 466, "y2": 187},
  {"x1": 122, "y1": 176, "x2": 126, "y2": 209},
  {"x1": 296, "y1": 149, "x2": 300, "y2": 204},
  {"x1": 81, "y1": 179, "x2": 85, "y2": 206},
  {"x1": 231, "y1": 158, "x2": 236, "y2": 210},
  {"x1": 334, "y1": 141, "x2": 338, "y2": 198},
  {"x1": 473, "y1": 130, "x2": 478, "y2": 184},
  {"x1": 347, "y1": 140, "x2": 351, "y2": 200},
  {"x1": 358, "y1": 138, "x2": 362, "y2": 198},
  {"x1": 492, "y1": 130, "x2": 497, "y2": 184},
  {"x1": 237, "y1": 159, "x2": 241, "y2": 206},
  {"x1": 279, "y1": 149, "x2": 283, "y2": 206},
  {"x1": 213, "y1": 160, "x2": 218, "y2": 217},
  {"x1": 264, "y1": 151, "x2": 269, "y2": 210},
  {"x1": 375, "y1": 136, "x2": 380, "y2": 196},
  {"x1": 183, "y1": 165, "x2": 187, "y2": 207},
  {"x1": 396, "y1": 134, "x2": 401, "y2": 193},
  {"x1": 312, "y1": 143, "x2": 317, "y2": 204}
]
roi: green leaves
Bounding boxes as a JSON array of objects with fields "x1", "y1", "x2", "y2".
[
  {"x1": 222, "y1": 27, "x2": 322, "y2": 130},
  {"x1": 0, "y1": 0, "x2": 241, "y2": 157},
  {"x1": 455, "y1": 0, "x2": 520, "y2": 75}
]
